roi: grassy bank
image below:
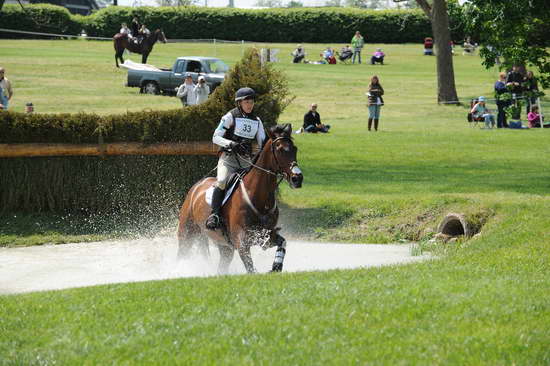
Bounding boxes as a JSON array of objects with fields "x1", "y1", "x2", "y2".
[{"x1": 0, "y1": 40, "x2": 549, "y2": 363}]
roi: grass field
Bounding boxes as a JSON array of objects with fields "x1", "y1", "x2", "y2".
[{"x1": 1, "y1": 39, "x2": 550, "y2": 364}]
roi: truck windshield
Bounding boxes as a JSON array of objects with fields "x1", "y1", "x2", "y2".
[{"x1": 206, "y1": 60, "x2": 229, "y2": 74}]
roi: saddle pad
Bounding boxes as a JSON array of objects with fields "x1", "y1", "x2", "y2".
[{"x1": 205, "y1": 176, "x2": 240, "y2": 207}]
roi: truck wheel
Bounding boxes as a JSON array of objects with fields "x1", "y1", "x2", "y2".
[{"x1": 142, "y1": 82, "x2": 159, "y2": 95}]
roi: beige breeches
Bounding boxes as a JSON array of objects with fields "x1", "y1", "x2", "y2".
[{"x1": 215, "y1": 152, "x2": 252, "y2": 189}]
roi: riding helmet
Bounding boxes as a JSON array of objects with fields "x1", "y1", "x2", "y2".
[{"x1": 235, "y1": 87, "x2": 256, "y2": 102}]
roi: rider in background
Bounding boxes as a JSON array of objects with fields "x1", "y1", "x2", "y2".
[
  {"x1": 130, "y1": 17, "x2": 140, "y2": 42},
  {"x1": 206, "y1": 87, "x2": 266, "y2": 230},
  {"x1": 137, "y1": 24, "x2": 150, "y2": 44}
]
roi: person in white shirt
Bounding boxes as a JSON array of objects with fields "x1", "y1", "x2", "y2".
[
  {"x1": 176, "y1": 74, "x2": 196, "y2": 107},
  {"x1": 194, "y1": 76, "x2": 210, "y2": 105}
]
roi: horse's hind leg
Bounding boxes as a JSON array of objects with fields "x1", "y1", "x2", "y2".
[
  {"x1": 177, "y1": 218, "x2": 198, "y2": 260},
  {"x1": 217, "y1": 245, "x2": 234, "y2": 275}
]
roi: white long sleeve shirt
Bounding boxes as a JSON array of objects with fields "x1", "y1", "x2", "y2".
[
  {"x1": 176, "y1": 83, "x2": 196, "y2": 106},
  {"x1": 213, "y1": 111, "x2": 266, "y2": 149}
]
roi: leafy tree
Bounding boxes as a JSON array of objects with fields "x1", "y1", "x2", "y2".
[
  {"x1": 324, "y1": 0, "x2": 343, "y2": 6},
  {"x1": 395, "y1": 0, "x2": 459, "y2": 104},
  {"x1": 345, "y1": 0, "x2": 384, "y2": 8},
  {"x1": 464, "y1": 0, "x2": 550, "y2": 88},
  {"x1": 254, "y1": 0, "x2": 283, "y2": 6},
  {"x1": 155, "y1": 0, "x2": 195, "y2": 5},
  {"x1": 287, "y1": 0, "x2": 303, "y2": 7}
]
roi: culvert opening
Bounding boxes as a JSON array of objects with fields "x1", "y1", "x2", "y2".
[{"x1": 437, "y1": 213, "x2": 471, "y2": 238}]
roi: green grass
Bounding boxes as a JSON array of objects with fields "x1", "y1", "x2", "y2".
[{"x1": 1, "y1": 39, "x2": 550, "y2": 364}]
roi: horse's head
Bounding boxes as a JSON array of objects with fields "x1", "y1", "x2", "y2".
[
  {"x1": 267, "y1": 124, "x2": 303, "y2": 189},
  {"x1": 156, "y1": 29, "x2": 167, "y2": 44}
]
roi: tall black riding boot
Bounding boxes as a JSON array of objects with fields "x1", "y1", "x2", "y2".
[
  {"x1": 368, "y1": 118, "x2": 373, "y2": 131},
  {"x1": 206, "y1": 187, "x2": 224, "y2": 230},
  {"x1": 374, "y1": 119, "x2": 379, "y2": 131}
]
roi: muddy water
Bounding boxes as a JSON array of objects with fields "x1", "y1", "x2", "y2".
[{"x1": 0, "y1": 238, "x2": 428, "y2": 294}]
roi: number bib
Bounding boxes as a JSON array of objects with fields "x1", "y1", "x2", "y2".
[{"x1": 234, "y1": 117, "x2": 259, "y2": 140}]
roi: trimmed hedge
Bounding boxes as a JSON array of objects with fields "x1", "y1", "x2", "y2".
[
  {"x1": 0, "y1": 4, "x2": 82, "y2": 38},
  {"x1": 1, "y1": 4, "x2": 467, "y2": 43},
  {"x1": 0, "y1": 48, "x2": 292, "y2": 143}
]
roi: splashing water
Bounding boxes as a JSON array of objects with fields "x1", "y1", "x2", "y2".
[{"x1": 0, "y1": 238, "x2": 428, "y2": 294}]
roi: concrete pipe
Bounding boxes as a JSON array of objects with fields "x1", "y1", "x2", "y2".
[{"x1": 437, "y1": 213, "x2": 472, "y2": 238}]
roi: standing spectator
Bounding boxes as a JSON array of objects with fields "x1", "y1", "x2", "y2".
[
  {"x1": 351, "y1": 31, "x2": 365, "y2": 64},
  {"x1": 494, "y1": 72, "x2": 510, "y2": 128},
  {"x1": 366, "y1": 75, "x2": 384, "y2": 131},
  {"x1": 470, "y1": 96, "x2": 496, "y2": 129},
  {"x1": 506, "y1": 65, "x2": 523, "y2": 94},
  {"x1": 371, "y1": 48, "x2": 385, "y2": 65},
  {"x1": 524, "y1": 70, "x2": 539, "y2": 115},
  {"x1": 302, "y1": 103, "x2": 330, "y2": 133},
  {"x1": 423, "y1": 37, "x2": 434, "y2": 55},
  {"x1": 176, "y1": 73, "x2": 196, "y2": 107},
  {"x1": 291, "y1": 44, "x2": 306, "y2": 63},
  {"x1": 0, "y1": 67, "x2": 13, "y2": 110},
  {"x1": 194, "y1": 76, "x2": 210, "y2": 105}
]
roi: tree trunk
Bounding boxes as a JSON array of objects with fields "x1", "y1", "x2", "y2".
[
  {"x1": 431, "y1": 0, "x2": 459, "y2": 104},
  {"x1": 416, "y1": 0, "x2": 459, "y2": 104}
]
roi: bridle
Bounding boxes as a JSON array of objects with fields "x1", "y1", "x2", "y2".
[{"x1": 237, "y1": 136, "x2": 298, "y2": 185}]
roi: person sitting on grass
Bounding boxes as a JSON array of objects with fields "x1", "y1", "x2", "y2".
[
  {"x1": 291, "y1": 44, "x2": 306, "y2": 63},
  {"x1": 323, "y1": 47, "x2": 337, "y2": 64},
  {"x1": 470, "y1": 96, "x2": 496, "y2": 129},
  {"x1": 303, "y1": 103, "x2": 330, "y2": 133},
  {"x1": 371, "y1": 48, "x2": 385, "y2": 65},
  {"x1": 527, "y1": 105, "x2": 546, "y2": 128}
]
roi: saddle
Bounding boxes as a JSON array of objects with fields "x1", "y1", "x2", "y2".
[{"x1": 205, "y1": 170, "x2": 247, "y2": 207}]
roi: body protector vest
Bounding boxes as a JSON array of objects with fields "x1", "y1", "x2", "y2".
[{"x1": 221, "y1": 108, "x2": 261, "y2": 155}]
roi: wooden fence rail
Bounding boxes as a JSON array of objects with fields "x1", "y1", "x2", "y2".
[{"x1": 0, "y1": 142, "x2": 218, "y2": 157}]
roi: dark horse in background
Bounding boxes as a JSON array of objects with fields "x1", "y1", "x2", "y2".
[
  {"x1": 113, "y1": 29, "x2": 167, "y2": 68},
  {"x1": 177, "y1": 124, "x2": 303, "y2": 274}
]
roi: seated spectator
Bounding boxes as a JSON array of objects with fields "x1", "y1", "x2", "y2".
[
  {"x1": 194, "y1": 76, "x2": 210, "y2": 105},
  {"x1": 424, "y1": 37, "x2": 434, "y2": 55},
  {"x1": 371, "y1": 48, "x2": 385, "y2": 65},
  {"x1": 291, "y1": 44, "x2": 306, "y2": 63},
  {"x1": 176, "y1": 73, "x2": 196, "y2": 107},
  {"x1": 302, "y1": 103, "x2": 330, "y2": 133},
  {"x1": 470, "y1": 96, "x2": 495, "y2": 129},
  {"x1": 527, "y1": 105, "x2": 546, "y2": 128},
  {"x1": 463, "y1": 36, "x2": 477, "y2": 55},
  {"x1": 323, "y1": 47, "x2": 337, "y2": 64},
  {"x1": 339, "y1": 45, "x2": 353, "y2": 63}
]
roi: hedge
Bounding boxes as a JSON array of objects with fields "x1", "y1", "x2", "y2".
[
  {"x1": 0, "y1": 4, "x2": 82, "y2": 38},
  {"x1": 0, "y1": 4, "x2": 467, "y2": 43},
  {"x1": 0, "y1": 48, "x2": 292, "y2": 213}
]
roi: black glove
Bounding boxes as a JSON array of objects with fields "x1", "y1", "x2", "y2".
[{"x1": 229, "y1": 142, "x2": 247, "y2": 155}]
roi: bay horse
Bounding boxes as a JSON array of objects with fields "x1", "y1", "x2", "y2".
[
  {"x1": 177, "y1": 124, "x2": 303, "y2": 274},
  {"x1": 113, "y1": 29, "x2": 167, "y2": 68}
]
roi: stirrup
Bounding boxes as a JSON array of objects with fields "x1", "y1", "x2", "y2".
[{"x1": 205, "y1": 213, "x2": 221, "y2": 230}]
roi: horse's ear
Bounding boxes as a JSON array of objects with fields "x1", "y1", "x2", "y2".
[
  {"x1": 283, "y1": 123, "x2": 292, "y2": 136},
  {"x1": 267, "y1": 125, "x2": 276, "y2": 139}
]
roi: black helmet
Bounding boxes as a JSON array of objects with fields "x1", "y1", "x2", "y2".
[{"x1": 235, "y1": 87, "x2": 256, "y2": 102}]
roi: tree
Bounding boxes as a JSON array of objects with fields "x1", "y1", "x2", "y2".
[
  {"x1": 345, "y1": 0, "x2": 384, "y2": 8},
  {"x1": 287, "y1": 0, "x2": 303, "y2": 7},
  {"x1": 254, "y1": 0, "x2": 283, "y2": 6},
  {"x1": 155, "y1": 0, "x2": 195, "y2": 5},
  {"x1": 324, "y1": 0, "x2": 343, "y2": 6},
  {"x1": 396, "y1": 0, "x2": 459, "y2": 104},
  {"x1": 464, "y1": 0, "x2": 550, "y2": 88}
]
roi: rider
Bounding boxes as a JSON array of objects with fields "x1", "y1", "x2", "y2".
[{"x1": 206, "y1": 87, "x2": 266, "y2": 230}]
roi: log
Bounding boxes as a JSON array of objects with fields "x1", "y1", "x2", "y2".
[{"x1": 0, "y1": 142, "x2": 218, "y2": 157}]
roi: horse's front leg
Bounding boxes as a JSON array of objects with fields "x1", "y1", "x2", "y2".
[
  {"x1": 270, "y1": 231, "x2": 287, "y2": 273},
  {"x1": 236, "y1": 232, "x2": 256, "y2": 273}
]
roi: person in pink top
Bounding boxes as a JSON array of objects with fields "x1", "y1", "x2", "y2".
[
  {"x1": 371, "y1": 48, "x2": 385, "y2": 65},
  {"x1": 527, "y1": 105, "x2": 546, "y2": 128}
]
